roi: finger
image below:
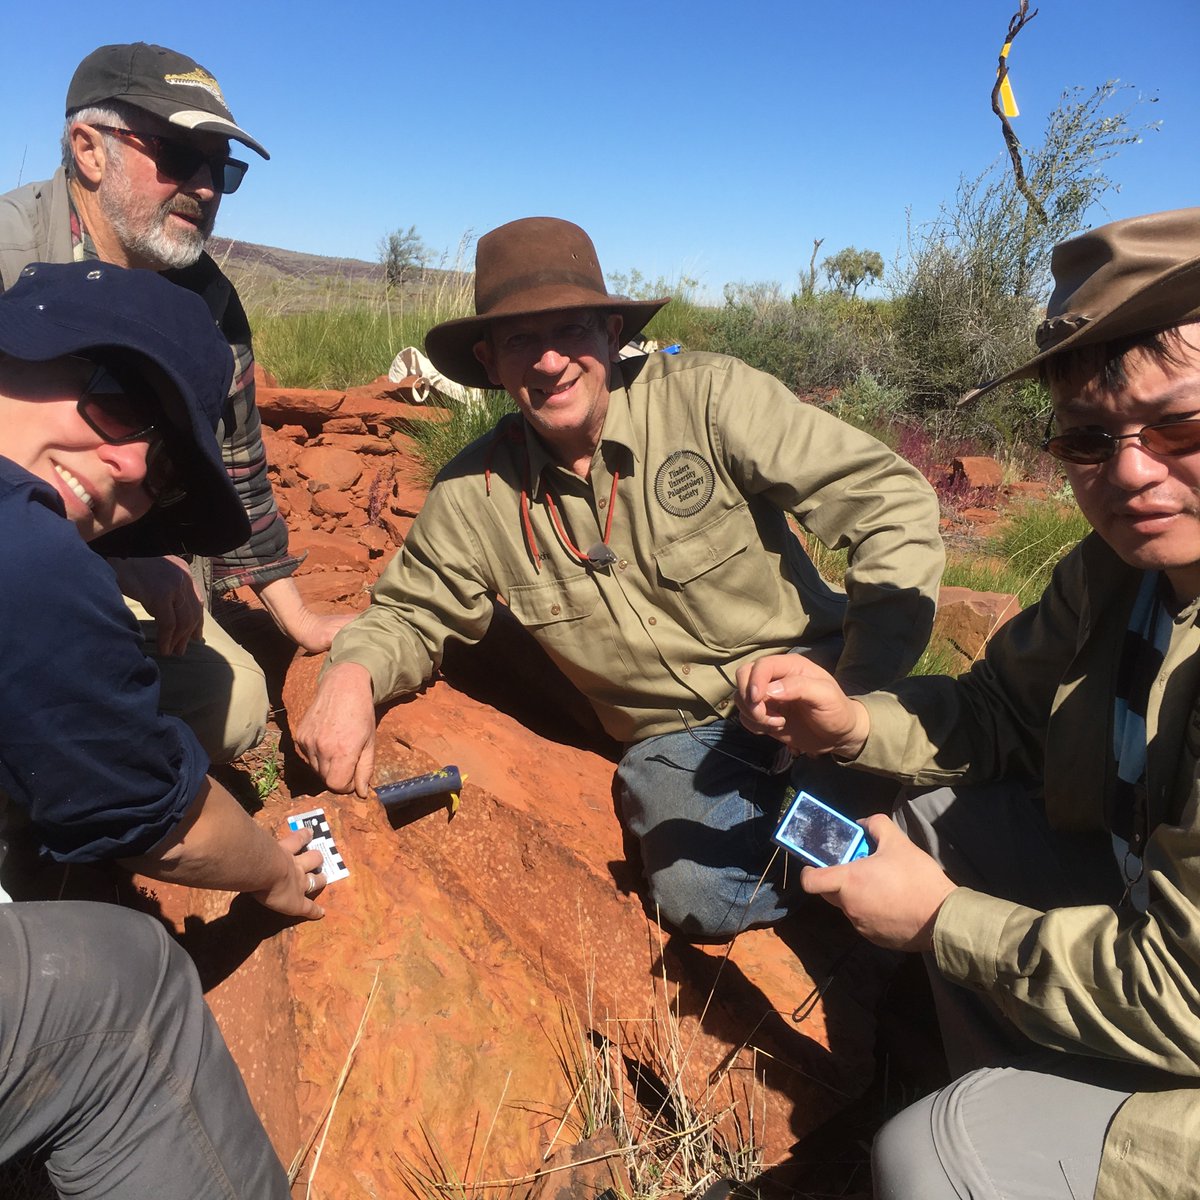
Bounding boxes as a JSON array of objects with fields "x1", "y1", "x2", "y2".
[
  {"x1": 278, "y1": 827, "x2": 313, "y2": 854},
  {"x1": 799, "y1": 862, "x2": 849, "y2": 896},
  {"x1": 298, "y1": 848, "x2": 325, "y2": 873},
  {"x1": 862, "y1": 813, "x2": 897, "y2": 844},
  {"x1": 353, "y1": 740, "x2": 375, "y2": 800}
]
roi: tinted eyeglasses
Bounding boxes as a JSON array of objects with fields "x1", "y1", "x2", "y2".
[
  {"x1": 1042, "y1": 416, "x2": 1200, "y2": 465},
  {"x1": 74, "y1": 360, "x2": 187, "y2": 507},
  {"x1": 92, "y1": 124, "x2": 249, "y2": 195}
]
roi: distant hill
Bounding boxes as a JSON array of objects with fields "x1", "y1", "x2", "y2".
[
  {"x1": 208, "y1": 236, "x2": 384, "y2": 287},
  {"x1": 208, "y1": 236, "x2": 468, "y2": 313}
]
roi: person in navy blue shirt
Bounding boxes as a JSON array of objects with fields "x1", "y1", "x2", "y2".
[{"x1": 0, "y1": 261, "x2": 321, "y2": 1198}]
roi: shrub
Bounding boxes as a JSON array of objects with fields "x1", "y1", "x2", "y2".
[{"x1": 703, "y1": 287, "x2": 892, "y2": 393}]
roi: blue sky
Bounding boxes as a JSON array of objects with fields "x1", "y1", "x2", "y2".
[{"x1": 5, "y1": 1, "x2": 1197, "y2": 301}]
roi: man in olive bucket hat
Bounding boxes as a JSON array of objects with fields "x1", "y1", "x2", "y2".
[
  {"x1": 298, "y1": 216, "x2": 944, "y2": 940},
  {"x1": 734, "y1": 207, "x2": 1200, "y2": 1198}
]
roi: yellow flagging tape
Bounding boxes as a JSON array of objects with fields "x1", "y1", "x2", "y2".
[{"x1": 997, "y1": 40, "x2": 1019, "y2": 117}]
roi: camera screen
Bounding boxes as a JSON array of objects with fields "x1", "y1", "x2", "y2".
[{"x1": 776, "y1": 793, "x2": 861, "y2": 866}]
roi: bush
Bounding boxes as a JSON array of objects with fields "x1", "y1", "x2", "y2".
[
  {"x1": 888, "y1": 80, "x2": 1156, "y2": 425},
  {"x1": 703, "y1": 287, "x2": 893, "y2": 393}
]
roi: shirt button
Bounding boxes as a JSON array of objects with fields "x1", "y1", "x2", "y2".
[
  {"x1": 648, "y1": 616, "x2": 657, "y2": 626},
  {"x1": 550, "y1": 603, "x2": 561, "y2": 616},
  {"x1": 681, "y1": 664, "x2": 692, "y2": 675},
  {"x1": 618, "y1": 559, "x2": 628, "y2": 570},
  {"x1": 598, "y1": 497, "x2": 608, "y2": 509}
]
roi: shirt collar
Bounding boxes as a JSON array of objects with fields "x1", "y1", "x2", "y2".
[{"x1": 66, "y1": 189, "x2": 99, "y2": 264}]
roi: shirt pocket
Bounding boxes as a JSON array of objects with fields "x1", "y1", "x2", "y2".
[
  {"x1": 654, "y1": 502, "x2": 776, "y2": 651},
  {"x1": 505, "y1": 571, "x2": 599, "y2": 643}
]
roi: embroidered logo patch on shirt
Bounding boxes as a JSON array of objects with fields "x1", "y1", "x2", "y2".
[{"x1": 654, "y1": 450, "x2": 715, "y2": 517}]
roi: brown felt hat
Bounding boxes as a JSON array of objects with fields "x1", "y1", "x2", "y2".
[
  {"x1": 425, "y1": 217, "x2": 669, "y2": 390},
  {"x1": 965, "y1": 207, "x2": 1200, "y2": 401}
]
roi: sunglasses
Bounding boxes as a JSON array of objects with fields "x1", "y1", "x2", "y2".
[
  {"x1": 73, "y1": 360, "x2": 187, "y2": 507},
  {"x1": 92, "y1": 124, "x2": 249, "y2": 195},
  {"x1": 1042, "y1": 417, "x2": 1200, "y2": 465}
]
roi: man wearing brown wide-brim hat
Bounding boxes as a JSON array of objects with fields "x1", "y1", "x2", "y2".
[
  {"x1": 733, "y1": 207, "x2": 1200, "y2": 1200},
  {"x1": 297, "y1": 215, "x2": 945, "y2": 939}
]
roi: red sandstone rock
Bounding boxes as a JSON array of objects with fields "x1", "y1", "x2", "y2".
[
  {"x1": 261, "y1": 426, "x2": 301, "y2": 469},
  {"x1": 253, "y1": 361, "x2": 278, "y2": 389},
  {"x1": 1007, "y1": 480, "x2": 1053, "y2": 503},
  {"x1": 293, "y1": 571, "x2": 369, "y2": 608},
  {"x1": 311, "y1": 489, "x2": 354, "y2": 518},
  {"x1": 289, "y1": 528, "x2": 372, "y2": 571},
  {"x1": 296, "y1": 446, "x2": 363, "y2": 492},
  {"x1": 256, "y1": 386, "x2": 346, "y2": 428},
  {"x1": 935, "y1": 585, "x2": 1022, "y2": 667},
  {"x1": 952, "y1": 455, "x2": 1004, "y2": 488},
  {"x1": 378, "y1": 509, "x2": 414, "y2": 545},
  {"x1": 277, "y1": 658, "x2": 863, "y2": 1192},
  {"x1": 314, "y1": 432, "x2": 400, "y2": 456},
  {"x1": 322, "y1": 415, "x2": 368, "y2": 435},
  {"x1": 390, "y1": 477, "x2": 429, "y2": 517},
  {"x1": 358, "y1": 525, "x2": 392, "y2": 557},
  {"x1": 959, "y1": 506, "x2": 1003, "y2": 527}
]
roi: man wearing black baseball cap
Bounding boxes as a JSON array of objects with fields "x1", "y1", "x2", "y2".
[
  {"x1": 0, "y1": 260, "x2": 323, "y2": 1196},
  {"x1": 736, "y1": 208, "x2": 1200, "y2": 1200},
  {"x1": 0, "y1": 41, "x2": 351, "y2": 767}
]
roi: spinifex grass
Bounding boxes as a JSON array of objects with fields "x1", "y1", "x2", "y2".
[
  {"x1": 395, "y1": 935, "x2": 766, "y2": 1200},
  {"x1": 386, "y1": 391, "x2": 518, "y2": 484}
]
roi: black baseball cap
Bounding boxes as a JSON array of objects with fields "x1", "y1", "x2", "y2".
[
  {"x1": 0, "y1": 261, "x2": 250, "y2": 556},
  {"x1": 66, "y1": 42, "x2": 269, "y2": 160}
]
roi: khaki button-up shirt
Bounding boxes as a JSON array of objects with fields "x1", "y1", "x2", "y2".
[
  {"x1": 331, "y1": 351, "x2": 944, "y2": 743},
  {"x1": 857, "y1": 535, "x2": 1200, "y2": 1200}
]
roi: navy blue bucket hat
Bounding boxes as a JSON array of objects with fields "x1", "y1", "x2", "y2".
[{"x1": 0, "y1": 261, "x2": 249, "y2": 556}]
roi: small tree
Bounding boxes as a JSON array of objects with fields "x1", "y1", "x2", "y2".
[
  {"x1": 822, "y1": 247, "x2": 884, "y2": 297},
  {"x1": 891, "y1": 79, "x2": 1157, "y2": 423},
  {"x1": 378, "y1": 224, "x2": 429, "y2": 290}
]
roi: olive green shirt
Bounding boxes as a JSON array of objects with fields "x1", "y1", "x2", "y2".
[
  {"x1": 856, "y1": 534, "x2": 1200, "y2": 1200},
  {"x1": 331, "y1": 351, "x2": 944, "y2": 743}
]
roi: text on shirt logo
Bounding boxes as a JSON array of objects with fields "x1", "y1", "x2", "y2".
[{"x1": 654, "y1": 451, "x2": 716, "y2": 517}]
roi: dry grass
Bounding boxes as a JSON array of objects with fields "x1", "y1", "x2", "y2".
[{"x1": 394, "y1": 925, "x2": 767, "y2": 1200}]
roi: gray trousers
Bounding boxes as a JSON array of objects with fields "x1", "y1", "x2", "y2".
[
  {"x1": 0, "y1": 902, "x2": 289, "y2": 1199},
  {"x1": 873, "y1": 783, "x2": 1148, "y2": 1200}
]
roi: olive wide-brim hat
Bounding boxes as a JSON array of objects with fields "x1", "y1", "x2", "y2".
[
  {"x1": 425, "y1": 217, "x2": 669, "y2": 391},
  {"x1": 966, "y1": 207, "x2": 1200, "y2": 401}
]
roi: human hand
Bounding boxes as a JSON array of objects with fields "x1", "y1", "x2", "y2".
[
  {"x1": 110, "y1": 555, "x2": 204, "y2": 657},
  {"x1": 250, "y1": 827, "x2": 326, "y2": 920},
  {"x1": 735, "y1": 654, "x2": 870, "y2": 758},
  {"x1": 293, "y1": 661, "x2": 377, "y2": 796},
  {"x1": 800, "y1": 815, "x2": 956, "y2": 951},
  {"x1": 257, "y1": 576, "x2": 355, "y2": 653},
  {"x1": 284, "y1": 608, "x2": 355, "y2": 654}
]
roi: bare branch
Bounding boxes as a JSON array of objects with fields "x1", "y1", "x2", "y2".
[{"x1": 991, "y1": 3, "x2": 1047, "y2": 224}]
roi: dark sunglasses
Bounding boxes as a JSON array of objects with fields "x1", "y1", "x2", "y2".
[
  {"x1": 73, "y1": 360, "x2": 187, "y2": 507},
  {"x1": 1042, "y1": 415, "x2": 1200, "y2": 465},
  {"x1": 92, "y1": 124, "x2": 249, "y2": 195}
]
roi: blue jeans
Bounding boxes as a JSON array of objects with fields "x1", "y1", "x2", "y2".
[
  {"x1": 616, "y1": 717, "x2": 896, "y2": 940},
  {"x1": 0, "y1": 902, "x2": 289, "y2": 1199}
]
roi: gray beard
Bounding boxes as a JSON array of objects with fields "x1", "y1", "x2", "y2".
[{"x1": 99, "y1": 188, "x2": 215, "y2": 271}]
